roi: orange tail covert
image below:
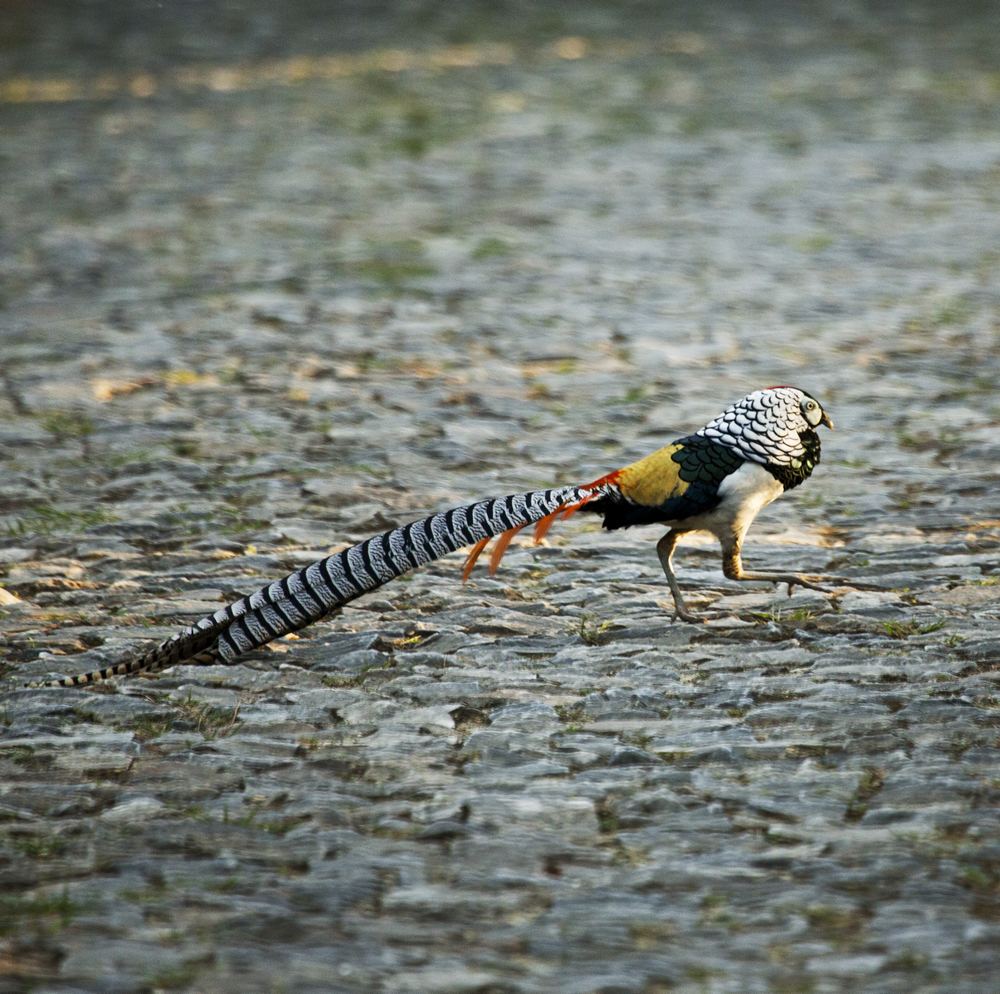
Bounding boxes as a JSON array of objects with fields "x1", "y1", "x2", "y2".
[{"x1": 462, "y1": 470, "x2": 622, "y2": 579}]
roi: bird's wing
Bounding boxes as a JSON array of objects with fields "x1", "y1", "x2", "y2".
[{"x1": 595, "y1": 436, "x2": 745, "y2": 529}]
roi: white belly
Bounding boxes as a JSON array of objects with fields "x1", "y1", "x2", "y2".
[
  {"x1": 670, "y1": 461, "x2": 784, "y2": 540},
  {"x1": 718, "y1": 459, "x2": 783, "y2": 506}
]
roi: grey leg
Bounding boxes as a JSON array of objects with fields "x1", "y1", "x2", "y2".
[{"x1": 656, "y1": 530, "x2": 701, "y2": 622}]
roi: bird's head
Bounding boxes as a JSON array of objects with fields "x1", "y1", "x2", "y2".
[
  {"x1": 765, "y1": 385, "x2": 834, "y2": 432},
  {"x1": 696, "y1": 386, "x2": 833, "y2": 468}
]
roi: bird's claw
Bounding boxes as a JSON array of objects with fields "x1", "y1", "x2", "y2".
[
  {"x1": 669, "y1": 601, "x2": 704, "y2": 624},
  {"x1": 674, "y1": 610, "x2": 704, "y2": 624},
  {"x1": 785, "y1": 575, "x2": 831, "y2": 596},
  {"x1": 822, "y1": 576, "x2": 884, "y2": 591},
  {"x1": 787, "y1": 575, "x2": 887, "y2": 595}
]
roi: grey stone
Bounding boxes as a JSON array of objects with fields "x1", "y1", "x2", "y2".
[
  {"x1": 309, "y1": 648, "x2": 391, "y2": 673},
  {"x1": 99, "y1": 796, "x2": 166, "y2": 823}
]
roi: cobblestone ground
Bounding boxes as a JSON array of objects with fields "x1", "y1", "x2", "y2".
[{"x1": 2, "y1": 3, "x2": 999, "y2": 992}]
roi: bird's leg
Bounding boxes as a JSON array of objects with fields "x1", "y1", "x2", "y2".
[
  {"x1": 656, "y1": 529, "x2": 701, "y2": 623},
  {"x1": 721, "y1": 541, "x2": 830, "y2": 594}
]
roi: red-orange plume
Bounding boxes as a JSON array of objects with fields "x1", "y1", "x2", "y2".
[
  {"x1": 488, "y1": 523, "x2": 526, "y2": 575},
  {"x1": 462, "y1": 471, "x2": 620, "y2": 580},
  {"x1": 461, "y1": 536, "x2": 491, "y2": 582},
  {"x1": 532, "y1": 508, "x2": 562, "y2": 544}
]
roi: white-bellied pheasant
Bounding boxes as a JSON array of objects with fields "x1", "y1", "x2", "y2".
[{"x1": 27, "y1": 386, "x2": 834, "y2": 688}]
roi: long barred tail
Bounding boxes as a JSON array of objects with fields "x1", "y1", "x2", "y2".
[{"x1": 27, "y1": 484, "x2": 607, "y2": 689}]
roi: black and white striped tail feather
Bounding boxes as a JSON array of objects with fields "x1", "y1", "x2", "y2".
[
  {"x1": 26, "y1": 628, "x2": 223, "y2": 688},
  {"x1": 27, "y1": 485, "x2": 592, "y2": 688}
]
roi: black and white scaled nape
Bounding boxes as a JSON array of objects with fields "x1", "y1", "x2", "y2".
[{"x1": 696, "y1": 386, "x2": 832, "y2": 488}]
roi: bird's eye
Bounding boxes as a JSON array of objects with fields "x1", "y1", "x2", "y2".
[{"x1": 805, "y1": 401, "x2": 816, "y2": 411}]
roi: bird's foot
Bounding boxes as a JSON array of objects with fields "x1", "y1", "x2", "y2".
[
  {"x1": 787, "y1": 574, "x2": 887, "y2": 594},
  {"x1": 819, "y1": 576, "x2": 885, "y2": 591},
  {"x1": 673, "y1": 606, "x2": 704, "y2": 624},
  {"x1": 662, "y1": 596, "x2": 704, "y2": 623},
  {"x1": 735, "y1": 571, "x2": 833, "y2": 595},
  {"x1": 738, "y1": 572, "x2": 886, "y2": 598},
  {"x1": 784, "y1": 575, "x2": 832, "y2": 595}
]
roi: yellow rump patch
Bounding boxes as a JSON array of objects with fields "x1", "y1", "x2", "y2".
[{"x1": 615, "y1": 443, "x2": 689, "y2": 508}]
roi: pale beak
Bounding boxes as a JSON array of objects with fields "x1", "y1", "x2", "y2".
[{"x1": 820, "y1": 411, "x2": 834, "y2": 430}]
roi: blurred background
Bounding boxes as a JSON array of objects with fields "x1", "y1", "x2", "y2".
[
  {"x1": 3, "y1": 0, "x2": 998, "y2": 521},
  {"x1": 2, "y1": 2, "x2": 999, "y2": 992}
]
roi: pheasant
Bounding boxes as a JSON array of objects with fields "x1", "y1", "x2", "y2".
[{"x1": 27, "y1": 386, "x2": 833, "y2": 688}]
